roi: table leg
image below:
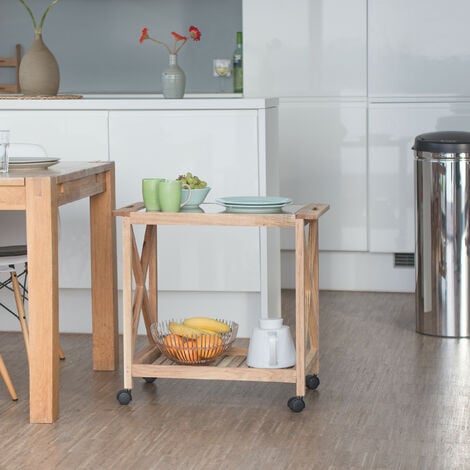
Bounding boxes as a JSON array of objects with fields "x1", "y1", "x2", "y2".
[
  {"x1": 90, "y1": 167, "x2": 118, "y2": 370},
  {"x1": 26, "y1": 177, "x2": 59, "y2": 423}
]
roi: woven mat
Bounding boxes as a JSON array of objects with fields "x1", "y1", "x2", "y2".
[{"x1": 0, "y1": 94, "x2": 82, "y2": 100}]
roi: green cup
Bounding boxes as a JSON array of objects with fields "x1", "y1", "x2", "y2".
[
  {"x1": 142, "y1": 178, "x2": 164, "y2": 211},
  {"x1": 158, "y1": 179, "x2": 192, "y2": 212}
]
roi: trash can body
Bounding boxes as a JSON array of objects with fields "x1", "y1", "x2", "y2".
[{"x1": 414, "y1": 131, "x2": 470, "y2": 337}]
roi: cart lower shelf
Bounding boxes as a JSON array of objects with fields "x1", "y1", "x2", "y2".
[
  {"x1": 132, "y1": 338, "x2": 318, "y2": 383},
  {"x1": 117, "y1": 339, "x2": 320, "y2": 412}
]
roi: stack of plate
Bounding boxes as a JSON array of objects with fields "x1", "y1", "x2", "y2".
[
  {"x1": 9, "y1": 157, "x2": 60, "y2": 170},
  {"x1": 216, "y1": 196, "x2": 292, "y2": 213}
]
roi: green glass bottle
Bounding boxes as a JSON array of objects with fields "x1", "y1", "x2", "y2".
[{"x1": 232, "y1": 32, "x2": 243, "y2": 93}]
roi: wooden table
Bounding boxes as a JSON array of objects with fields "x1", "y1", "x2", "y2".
[
  {"x1": 0, "y1": 161, "x2": 118, "y2": 423},
  {"x1": 114, "y1": 202, "x2": 329, "y2": 412}
]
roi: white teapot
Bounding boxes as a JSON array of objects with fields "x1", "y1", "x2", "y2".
[{"x1": 247, "y1": 317, "x2": 296, "y2": 369}]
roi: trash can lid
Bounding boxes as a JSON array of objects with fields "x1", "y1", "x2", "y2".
[{"x1": 413, "y1": 131, "x2": 470, "y2": 153}]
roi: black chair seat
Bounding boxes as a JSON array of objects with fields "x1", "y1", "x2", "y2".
[{"x1": 0, "y1": 245, "x2": 27, "y2": 258}]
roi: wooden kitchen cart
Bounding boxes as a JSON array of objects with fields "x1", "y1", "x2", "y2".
[{"x1": 114, "y1": 202, "x2": 329, "y2": 412}]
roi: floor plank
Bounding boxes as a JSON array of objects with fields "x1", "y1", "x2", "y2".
[{"x1": 1, "y1": 290, "x2": 469, "y2": 469}]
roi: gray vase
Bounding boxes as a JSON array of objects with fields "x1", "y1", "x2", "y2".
[
  {"x1": 161, "y1": 54, "x2": 186, "y2": 99},
  {"x1": 19, "y1": 33, "x2": 60, "y2": 96}
]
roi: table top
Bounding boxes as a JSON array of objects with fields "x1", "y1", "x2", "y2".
[
  {"x1": 0, "y1": 161, "x2": 114, "y2": 185},
  {"x1": 0, "y1": 161, "x2": 115, "y2": 210},
  {"x1": 114, "y1": 202, "x2": 329, "y2": 227}
]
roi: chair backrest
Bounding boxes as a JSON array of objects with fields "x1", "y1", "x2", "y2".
[{"x1": 0, "y1": 45, "x2": 21, "y2": 93}]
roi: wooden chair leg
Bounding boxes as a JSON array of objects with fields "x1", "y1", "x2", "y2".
[
  {"x1": 58, "y1": 343, "x2": 65, "y2": 360},
  {"x1": 0, "y1": 354, "x2": 18, "y2": 401},
  {"x1": 11, "y1": 270, "x2": 65, "y2": 362},
  {"x1": 11, "y1": 271, "x2": 30, "y2": 364}
]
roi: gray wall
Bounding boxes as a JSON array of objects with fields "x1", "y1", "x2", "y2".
[{"x1": 0, "y1": 0, "x2": 242, "y2": 93}]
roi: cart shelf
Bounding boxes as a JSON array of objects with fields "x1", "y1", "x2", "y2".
[{"x1": 114, "y1": 202, "x2": 329, "y2": 412}]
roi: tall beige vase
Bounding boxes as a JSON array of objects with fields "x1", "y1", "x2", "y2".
[{"x1": 19, "y1": 33, "x2": 60, "y2": 96}]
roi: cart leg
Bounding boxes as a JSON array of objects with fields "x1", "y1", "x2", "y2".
[
  {"x1": 295, "y1": 219, "x2": 306, "y2": 397},
  {"x1": 122, "y1": 218, "x2": 134, "y2": 392},
  {"x1": 307, "y1": 220, "x2": 320, "y2": 376}
]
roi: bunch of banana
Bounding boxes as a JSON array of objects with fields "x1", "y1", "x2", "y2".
[
  {"x1": 168, "y1": 321, "x2": 204, "y2": 339},
  {"x1": 183, "y1": 317, "x2": 231, "y2": 334},
  {"x1": 164, "y1": 318, "x2": 231, "y2": 362},
  {"x1": 168, "y1": 317, "x2": 231, "y2": 338}
]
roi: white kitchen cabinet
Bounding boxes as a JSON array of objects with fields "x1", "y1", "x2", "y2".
[
  {"x1": 109, "y1": 107, "x2": 278, "y2": 297},
  {"x1": 279, "y1": 99, "x2": 368, "y2": 252},
  {"x1": 368, "y1": 101, "x2": 470, "y2": 253},
  {"x1": 0, "y1": 110, "x2": 109, "y2": 288},
  {"x1": 0, "y1": 98, "x2": 279, "y2": 334},
  {"x1": 243, "y1": 0, "x2": 367, "y2": 98},
  {"x1": 368, "y1": 0, "x2": 470, "y2": 97}
]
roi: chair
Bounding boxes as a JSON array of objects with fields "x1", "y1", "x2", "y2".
[
  {"x1": 0, "y1": 245, "x2": 65, "y2": 366},
  {"x1": 0, "y1": 44, "x2": 21, "y2": 93}
]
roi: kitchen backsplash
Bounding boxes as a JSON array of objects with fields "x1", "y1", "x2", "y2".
[{"x1": 0, "y1": 0, "x2": 242, "y2": 93}]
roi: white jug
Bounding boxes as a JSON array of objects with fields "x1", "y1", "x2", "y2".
[{"x1": 246, "y1": 318, "x2": 296, "y2": 368}]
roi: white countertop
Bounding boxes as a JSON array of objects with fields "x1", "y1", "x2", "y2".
[{"x1": 0, "y1": 94, "x2": 278, "y2": 110}]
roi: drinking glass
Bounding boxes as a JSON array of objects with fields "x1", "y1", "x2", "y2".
[{"x1": 0, "y1": 130, "x2": 10, "y2": 173}]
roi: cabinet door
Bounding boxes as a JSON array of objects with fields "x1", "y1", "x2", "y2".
[
  {"x1": 368, "y1": 0, "x2": 470, "y2": 97},
  {"x1": 369, "y1": 102, "x2": 470, "y2": 253},
  {"x1": 279, "y1": 100, "x2": 368, "y2": 251},
  {"x1": 0, "y1": 111, "x2": 109, "y2": 288},
  {"x1": 109, "y1": 110, "x2": 262, "y2": 292},
  {"x1": 243, "y1": 0, "x2": 367, "y2": 97}
]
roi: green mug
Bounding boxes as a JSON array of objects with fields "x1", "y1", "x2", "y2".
[
  {"x1": 142, "y1": 178, "x2": 164, "y2": 211},
  {"x1": 158, "y1": 179, "x2": 192, "y2": 212}
]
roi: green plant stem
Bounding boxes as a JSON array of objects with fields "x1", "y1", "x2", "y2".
[
  {"x1": 39, "y1": 0, "x2": 61, "y2": 32},
  {"x1": 17, "y1": 0, "x2": 61, "y2": 34},
  {"x1": 18, "y1": 0, "x2": 37, "y2": 31}
]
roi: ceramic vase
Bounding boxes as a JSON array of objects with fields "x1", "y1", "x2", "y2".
[
  {"x1": 161, "y1": 54, "x2": 186, "y2": 99},
  {"x1": 19, "y1": 33, "x2": 60, "y2": 96}
]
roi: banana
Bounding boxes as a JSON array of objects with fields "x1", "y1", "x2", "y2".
[
  {"x1": 183, "y1": 317, "x2": 231, "y2": 334},
  {"x1": 168, "y1": 321, "x2": 204, "y2": 338},
  {"x1": 197, "y1": 327, "x2": 220, "y2": 336}
]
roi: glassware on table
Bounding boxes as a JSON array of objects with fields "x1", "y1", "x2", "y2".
[
  {"x1": 0, "y1": 130, "x2": 10, "y2": 173},
  {"x1": 213, "y1": 59, "x2": 232, "y2": 93}
]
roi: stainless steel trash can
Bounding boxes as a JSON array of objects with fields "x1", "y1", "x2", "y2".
[{"x1": 414, "y1": 131, "x2": 470, "y2": 337}]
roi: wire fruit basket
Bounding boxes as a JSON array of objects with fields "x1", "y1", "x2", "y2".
[{"x1": 151, "y1": 320, "x2": 238, "y2": 365}]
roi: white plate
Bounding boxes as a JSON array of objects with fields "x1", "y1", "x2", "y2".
[
  {"x1": 216, "y1": 196, "x2": 292, "y2": 207},
  {"x1": 9, "y1": 157, "x2": 61, "y2": 170},
  {"x1": 223, "y1": 205, "x2": 287, "y2": 214}
]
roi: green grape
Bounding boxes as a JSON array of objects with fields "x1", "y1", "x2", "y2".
[{"x1": 177, "y1": 172, "x2": 208, "y2": 189}]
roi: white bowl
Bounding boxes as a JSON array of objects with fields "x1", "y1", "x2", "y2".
[{"x1": 181, "y1": 187, "x2": 211, "y2": 207}]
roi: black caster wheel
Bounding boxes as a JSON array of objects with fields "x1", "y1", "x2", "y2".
[
  {"x1": 287, "y1": 396, "x2": 305, "y2": 412},
  {"x1": 306, "y1": 374, "x2": 320, "y2": 390},
  {"x1": 143, "y1": 377, "x2": 156, "y2": 384},
  {"x1": 116, "y1": 389, "x2": 132, "y2": 405}
]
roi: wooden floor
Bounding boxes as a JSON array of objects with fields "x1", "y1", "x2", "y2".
[{"x1": 1, "y1": 290, "x2": 469, "y2": 469}]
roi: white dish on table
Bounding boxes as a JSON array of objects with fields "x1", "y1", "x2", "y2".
[
  {"x1": 9, "y1": 157, "x2": 61, "y2": 170},
  {"x1": 216, "y1": 196, "x2": 292, "y2": 213}
]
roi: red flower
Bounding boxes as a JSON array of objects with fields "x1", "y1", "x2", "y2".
[
  {"x1": 139, "y1": 27, "x2": 149, "y2": 43},
  {"x1": 139, "y1": 25, "x2": 202, "y2": 54},
  {"x1": 171, "y1": 32, "x2": 187, "y2": 41},
  {"x1": 188, "y1": 26, "x2": 201, "y2": 41}
]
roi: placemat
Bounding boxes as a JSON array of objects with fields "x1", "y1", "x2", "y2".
[{"x1": 0, "y1": 94, "x2": 82, "y2": 100}]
